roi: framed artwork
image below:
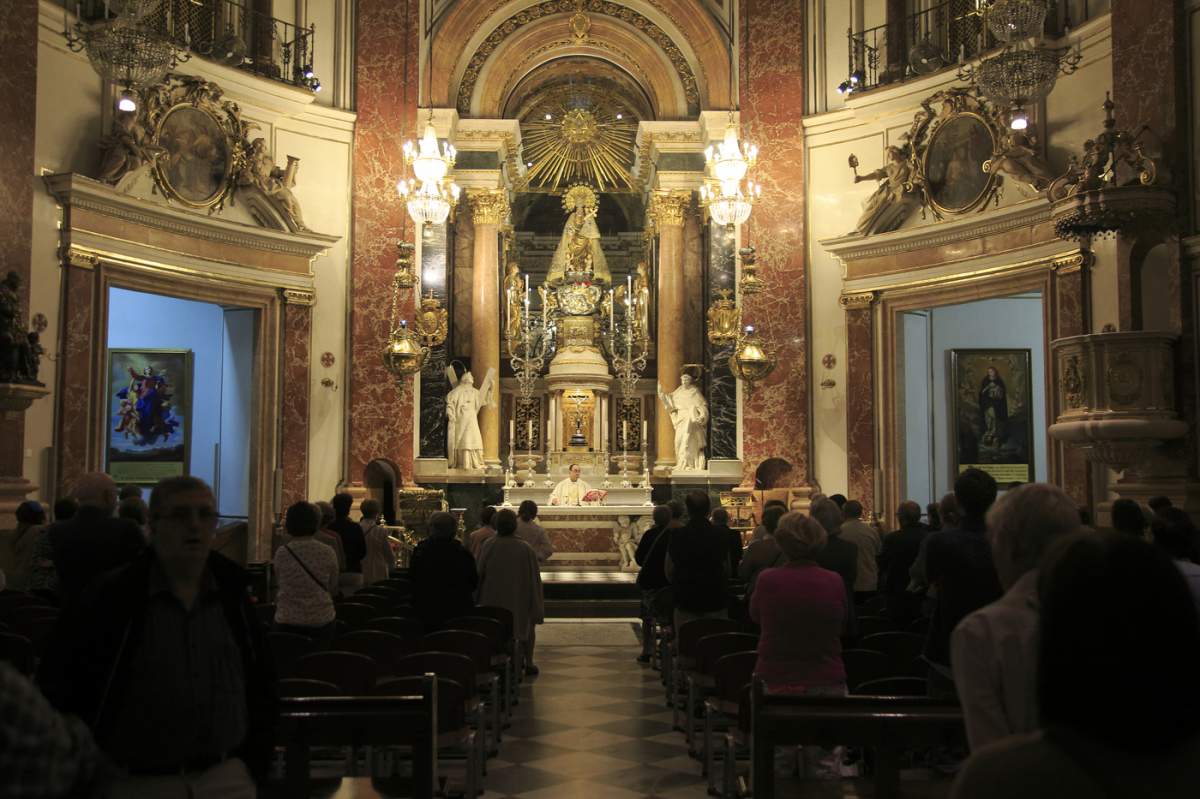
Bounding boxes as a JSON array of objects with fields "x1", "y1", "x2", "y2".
[
  {"x1": 950, "y1": 348, "x2": 1034, "y2": 485},
  {"x1": 106, "y1": 349, "x2": 193, "y2": 484},
  {"x1": 154, "y1": 104, "x2": 232, "y2": 207},
  {"x1": 922, "y1": 112, "x2": 997, "y2": 215}
]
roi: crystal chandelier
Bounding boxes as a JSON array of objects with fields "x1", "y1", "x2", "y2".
[
  {"x1": 62, "y1": 0, "x2": 190, "y2": 111},
  {"x1": 397, "y1": 173, "x2": 461, "y2": 228},
  {"x1": 700, "y1": 117, "x2": 761, "y2": 229}
]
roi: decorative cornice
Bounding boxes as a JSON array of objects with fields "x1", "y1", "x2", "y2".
[
  {"x1": 839, "y1": 291, "x2": 877, "y2": 310},
  {"x1": 648, "y1": 189, "x2": 690, "y2": 227},
  {"x1": 1051, "y1": 250, "x2": 1095, "y2": 275},
  {"x1": 62, "y1": 246, "x2": 100, "y2": 270},
  {"x1": 281, "y1": 288, "x2": 316, "y2": 306},
  {"x1": 469, "y1": 189, "x2": 510, "y2": 225},
  {"x1": 44, "y1": 173, "x2": 341, "y2": 260}
]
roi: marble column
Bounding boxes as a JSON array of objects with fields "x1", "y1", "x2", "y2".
[
  {"x1": 279, "y1": 290, "x2": 313, "y2": 508},
  {"x1": 739, "y1": 0, "x2": 810, "y2": 488},
  {"x1": 842, "y1": 294, "x2": 876, "y2": 518},
  {"x1": 651, "y1": 191, "x2": 689, "y2": 472},
  {"x1": 0, "y1": 0, "x2": 41, "y2": 524},
  {"x1": 469, "y1": 190, "x2": 508, "y2": 469},
  {"x1": 348, "y1": 0, "x2": 418, "y2": 485}
]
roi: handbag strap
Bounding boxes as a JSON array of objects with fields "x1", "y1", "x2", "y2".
[{"x1": 285, "y1": 543, "x2": 329, "y2": 593}]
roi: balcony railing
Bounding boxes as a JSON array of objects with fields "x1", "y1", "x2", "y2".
[
  {"x1": 843, "y1": 0, "x2": 1104, "y2": 95},
  {"x1": 72, "y1": 0, "x2": 317, "y2": 90}
]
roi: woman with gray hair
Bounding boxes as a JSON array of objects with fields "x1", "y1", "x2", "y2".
[
  {"x1": 951, "y1": 482, "x2": 1081, "y2": 751},
  {"x1": 749, "y1": 511, "x2": 847, "y2": 695}
]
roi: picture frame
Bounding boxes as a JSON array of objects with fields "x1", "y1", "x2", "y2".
[
  {"x1": 922, "y1": 111, "x2": 997, "y2": 215},
  {"x1": 105, "y1": 348, "x2": 193, "y2": 485},
  {"x1": 153, "y1": 104, "x2": 234, "y2": 207},
  {"x1": 950, "y1": 348, "x2": 1034, "y2": 485}
]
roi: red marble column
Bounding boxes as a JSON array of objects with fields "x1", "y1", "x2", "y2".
[
  {"x1": 844, "y1": 301, "x2": 875, "y2": 517},
  {"x1": 349, "y1": 0, "x2": 418, "y2": 486},
  {"x1": 738, "y1": 0, "x2": 810, "y2": 488},
  {"x1": 280, "y1": 298, "x2": 312, "y2": 507},
  {"x1": 56, "y1": 260, "x2": 99, "y2": 496},
  {"x1": 0, "y1": 0, "x2": 41, "y2": 521}
]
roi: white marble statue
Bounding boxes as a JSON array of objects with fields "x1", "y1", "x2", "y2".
[
  {"x1": 613, "y1": 515, "x2": 640, "y2": 571},
  {"x1": 445, "y1": 366, "x2": 495, "y2": 471},
  {"x1": 549, "y1": 463, "x2": 593, "y2": 506},
  {"x1": 658, "y1": 373, "x2": 709, "y2": 472}
]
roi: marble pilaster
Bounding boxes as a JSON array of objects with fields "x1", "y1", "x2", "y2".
[
  {"x1": 469, "y1": 190, "x2": 508, "y2": 469},
  {"x1": 419, "y1": 225, "x2": 450, "y2": 458},
  {"x1": 651, "y1": 191, "x2": 689, "y2": 472},
  {"x1": 705, "y1": 225, "x2": 738, "y2": 461},
  {"x1": 55, "y1": 259, "x2": 98, "y2": 496},
  {"x1": 280, "y1": 295, "x2": 312, "y2": 509},
  {"x1": 843, "y1": 296, "x2": 875, "y2": 517},
  {"x1": 738, "y1": 0, "x2": 810, "y2": 488},
  {"x1": 349, "y1": 0, "x2": 419, "y2": 485}
]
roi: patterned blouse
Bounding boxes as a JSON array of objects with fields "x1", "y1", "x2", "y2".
[{"x1": 273, "y1": 537, "x2": 339, "y2": 627}]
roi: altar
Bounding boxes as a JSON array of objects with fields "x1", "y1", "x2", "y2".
[{"x1": 509, "y1": 503, "x2": 654, "y2": 569}]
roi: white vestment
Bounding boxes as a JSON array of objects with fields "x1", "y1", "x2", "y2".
[{"x1": 549, "y1": 477, "x2": 593, "y2": 506}]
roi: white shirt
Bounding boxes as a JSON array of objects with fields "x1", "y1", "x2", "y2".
[
  {"x1": 549, "y1": 477, "x2": 592, "y2": 506},
  {"x1": 951, "y1": 569, "x2": 1040, "y2": 751}
]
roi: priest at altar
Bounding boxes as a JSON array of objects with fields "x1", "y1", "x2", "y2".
[{"x1": 548, "y1": 463, "x2": 593, "y2": 506}]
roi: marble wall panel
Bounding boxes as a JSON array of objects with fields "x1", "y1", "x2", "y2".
[
  {"x1": 453, "y1": 211, "x2": 474, "y2": 359},
  {"x1": 280, "y1": 302, "x2": 311, "y2": 508},
  {"x1": 56, "y1": 264, "x2": 97, "y2": 493},
  {"x1": 548, "y1": 527, "x2": 617, "y2": 553},
  {"x1": 419, "y1": 225, "x2": 450, "y2": 458},
  {"x1": 349, "y1": 0, "x2": 419, "y2": 484},
  {"x1": 738, "y1": 0, "x2": 810, "y2": 487},
  {"x1": 705, "y1": 225, "x2": 738, "y2": 461},
  {"x1": 684, "y1": 213, "x2": 705, "y2": 368},
  {"x1": 845, "y1": 306, "x2": 875, "y2": 516}
]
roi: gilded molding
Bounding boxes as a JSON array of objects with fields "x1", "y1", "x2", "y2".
[
  {"x1": 456, "y1": 0, "x2": 700, "y2": 115},
  {"x1": 648, "y1": 190, "x2": 690, "y2": 227},
  {"x1": 469, "y1": 189, "x2": 510, "y2": 225},
  {"x1": 63, "y1": 246, "x2": 100, "y2": 270},
  {"x1": 281, "y1": 288, "x2": 316, "y2": 306},
  {"x1": 1052, "y1": 250, "x2": 1094, "y2": 274},
  {"x1": 840, "y1": 291, "x2": 877, "y2": 311}
]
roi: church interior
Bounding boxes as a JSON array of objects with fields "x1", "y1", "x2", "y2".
[{"x1": 3, "y1": 0, "x2": 1200, "y2": 797}]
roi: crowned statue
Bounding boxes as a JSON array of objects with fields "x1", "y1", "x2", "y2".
[
  {"x1": 546, "y1": 185, "x2": 610, "y2": 285},
  {"x1": 658, "y1": 368, "x2": 709, "y2": 472}
]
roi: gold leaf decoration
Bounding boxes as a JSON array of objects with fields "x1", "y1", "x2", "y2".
[{"x1": 520, "y1": 89, "x2": 637, "y2": 192}]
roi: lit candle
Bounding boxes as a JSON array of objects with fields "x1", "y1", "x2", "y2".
[
  {"x1": 528, "y1": 420, "x2": 534, "y2": 451},
  {"x1": 509, "y1": 418, "x2": 515, "y2": 442},
  {"x1": 626, "y1": 274, "x2": 632, "y2": 306},
  {"x1": 622, "y1": 420, "x2": 627, "y2": 450},
  {"x1": 642, "y1": 419, "x2": 647, "y2": 443}
]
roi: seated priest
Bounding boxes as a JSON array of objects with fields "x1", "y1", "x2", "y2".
[{"x1": 549, "y1": 463, "x2": 592, "y2": 506}]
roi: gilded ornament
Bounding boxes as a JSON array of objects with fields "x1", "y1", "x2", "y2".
[
  {"x1": 706, "y1": 289, "x2": 739, "y2": 345},
  {"x1": 392, "y1": 241, "x2": 416, "y2": 288},
  {"x1": 415, "y1": 291, "x2": 449, "y2": 348},
  {"x1": 520, "y1": 89, "x2": 637, "y2": 192},
  {"x1": 738, "y1": 247, "x2": 765, "y2": 295},
  {"x1": 649, "y1": 190, "x2": 688, "y2": 227},
  {"x1": 469, "y1": 189, "x2": 509, "y2": 225},
  {"x1": 730, "y1": 325, "x2": 775, "y2": 386},
  {"x1": 569, "y1": 0, "x2": 591, "y2": 43}
]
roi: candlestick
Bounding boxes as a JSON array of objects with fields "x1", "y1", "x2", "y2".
[
  {"x1": 642, "y1": 419, "x2": 647, "y2": 442},
  {"x1": 528, "y1": 420, "x2": 534, "y2": 450},
  {"x1": 626, "y1": 274, "x2": 632, "y2": 306},
  {"x1": 509, "y1": 418, "x2": 515, "y2": 442}
]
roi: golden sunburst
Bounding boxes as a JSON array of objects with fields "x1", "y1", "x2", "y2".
[{"x1": 520, "y1": 95, "x2": 637, "y2": 192}]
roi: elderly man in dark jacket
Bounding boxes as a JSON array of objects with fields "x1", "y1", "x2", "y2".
[
  {"x1": 39, "y1": 476, "x2": 276, "y2": 797},
  {"x1": 47, "y1": 471, "x2": 145, "y2": 602}
]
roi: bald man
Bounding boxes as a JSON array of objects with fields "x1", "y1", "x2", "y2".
[{"x1": 48, "y1": 472, "x2": 146, "y2": 602}]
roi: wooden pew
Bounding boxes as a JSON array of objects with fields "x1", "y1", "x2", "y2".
[
  {"x1": 749, "y1": 677, "x2": 964, "y2": 799},
  {"x1": 277, "y1": 677, "x2": 437, "y2": 798}
]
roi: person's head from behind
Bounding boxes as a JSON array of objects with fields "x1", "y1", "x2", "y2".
[
  {"x1": 938, "y1": 492, "x2": 960, "y2": 528},
  {"x1": 667, "y1": 500, "x2": 685, "y2": 524},
  {"x1": 1148, "y1": 495, "x2": 1173, "y2": 518},
  {"x1": 953, "y1": 468, "x2": 998, "y2": 521},
  {"x1": 925, "y1": 502, "x2": 942, "y2": 530},
  {"x1": 480, "y1": 505, "x2": 496, "y2": 528},
  {"x1": 16, "y1": 500, "x2": 46, "y2": 528},
  {"x1": 1150, "y1": 508, "x2": 1198, "y2": 562},
  {"x1": 149, "y1": 476, "x2": 218, "y2": 576},
  {"x1": 829, "y1": 494, "x2": 847, "y2": 509},
  {"x1": 652, "y1": 504, "x2": 672, "y2": 528},
  {"x1": 285, "y1": 501, "x2": 321, "y2": 537},
  {"x1": 842, "y1": 500, "x2": 863, "y2": 522},
  {"x1": 118, "y1": 497, "x2": 148, "y2": 526},
  {"x1": 428, "y1": 511, "x2": 458, "y2": 541},
  {"x1": 1038, "y1": 532, "x2": 1200, "y2": 753},
  {"x1": 1110, "y1": 498, "x2": 1148, "y2": 538},
  {"x1": 518, "y1": 500, "x2": 538, "y2": 521},
  {"x1": 332, "y1": 492, "x2": 354, "y2": 519},
  {"x1": 986, "y1": 483, "x2": 1081, "y2": 589},
  {"x1": 316, "y1": 500, "x2": 335, "y2": 529},
  {"x1": 710, "y1": 507, "x2": 730, "y2": 527},
  {"x1": 53, "y1": 496, "x2": 78, "y2": 522},
  {"x1": 119, "y1": 485, "x2": 143, "y2": 502},
  {"x1": 774, "y1": 512, "x2": 827, "y2": 562},
  {"x1": 896, "y1": 500, "x2": 922, "y2": 529},
  {"x1": 684, "y1": 490, "x2": 711, "y2": 521},
  {"x1": 495, "y1": 508, "x2": 518, "y2": 537},
  {"x1": 361, "y1": 498, "x2": 381, "y2": 521},
  {"x1": 810, "y1": 498, "x2": 842, "y2": 537},
  {"x1": 72, "y1": 472, "x2": 119, "y2": 515},
  {"x1": 762, "y1": 504, "x2": 786, "y2": 535}
]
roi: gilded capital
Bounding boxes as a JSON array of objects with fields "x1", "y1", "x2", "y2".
[
  {"x1": 469, "y1": 189, "x2": 510, "y2": 226},
  {"x1": 281, "y1": 288, "x2": 316, "y2": 306},
  {"x1": 649, "y1": 190, "x2": 690, "y2": 228},
  {"x1": 839, "y1": 291, "x2": 877, "y2": 311}
]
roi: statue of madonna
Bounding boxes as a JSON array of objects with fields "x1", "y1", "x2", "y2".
[{"x1": 546, "y1": 185, "x2": 610, "y2": 285}]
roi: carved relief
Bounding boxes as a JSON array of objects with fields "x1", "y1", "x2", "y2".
[
  {"x1": 1061, "y1": 353, "x2": 1085, "y2": 410},
  {"x1": 1106, "y1": 353, "x2": 1143, "y2": 406}
]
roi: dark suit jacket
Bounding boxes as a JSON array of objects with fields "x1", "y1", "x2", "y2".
[
  {"x1": 879, "y1": 524, "x2": 928, "y2": 597},
  {"x1": 712, "y1": 523, "x2": 744, "y2": 574},
  {"x1": 409, "y1": 537, "x2": 478, "y2": 628},
  {"x1": 923, "y1": 521, "x2": 1003, "y2": 667},
  {"x1": 48, "y1": 506, "x2": 145, "y2": 601},
  {"x1": 816, "y1": 533, "x2": 860, "y2": 636},
  {"x1": 667, "y1": 518, "x2": 729, "y2": 613},
  {"x1": 635, "y1": 525, "x2": 670, "y2": 591}
]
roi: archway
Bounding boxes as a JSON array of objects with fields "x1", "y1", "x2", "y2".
[{"x1": 364, "y1": 458, "x2": 401, "y2": 524}]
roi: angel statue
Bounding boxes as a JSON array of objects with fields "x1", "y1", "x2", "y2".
[
  {"x1": 239, "y1": 137, "x2": 307, "y2": 231},
  {"x1": 849, "y1": 147, "x2": 920, "y2": 236},
  {"x1": 546, "y1": 184, "x2": 610, "y2": 285},
  {"x1": 445, "y1": 365, "x2": 496, "y2": 471},
  {"x1": 97, "y1": 109, "x2": 164, "y2": 187},
  {"x1": 613, "y1": 515, "x2": 642, "y2": 571},
  {"x1": 983, "y1": 131, "x2": 1055, "y2": 194}
]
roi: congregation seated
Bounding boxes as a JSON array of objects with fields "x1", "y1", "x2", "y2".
[
  {"x1": 951, "y1": 483, "x2": 1081, "y2": 750},
  {"x1": 46, "y1": 472, "x2": 145, "y2": 604},
  {"x1": 951, "y1": 532, "x2": 1200, "y2": 798},
  {"x1": 273, "y1": 501, "x2": 340, "y2": 640},
  {"x1": 749, "y1": 511, "x2": 845, "y2": 696},
  {"x1": 410, "y1": 510, "x2": 477, "y2": 628},
  {"x1": 477, "y1": 508, "x2": 544, "y2": 675}
]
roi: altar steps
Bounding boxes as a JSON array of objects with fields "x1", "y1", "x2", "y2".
[{"x1": 542, "y1": 570, "x2": 641, "y2": 618}]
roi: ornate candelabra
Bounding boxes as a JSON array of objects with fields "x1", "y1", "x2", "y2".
[
  {"x1": 604, "y1": 275, "x2": 650, "y2": 484},
  {"x1": 504, "y1": 274, "x2": 551, "y2": 485}
]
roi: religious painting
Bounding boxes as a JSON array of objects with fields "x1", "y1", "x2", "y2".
[
  {"x1": 154, "y1": 104, "x2": 232, "y2": 207},
  {"x1": 923, "y1": 113, "x2": 996, "y2": 214},
  {"x1": 106, "y1": 349, "x2": 193, "y2": 484},
  {"x1": 950, "y1": 349, "x2": 1034, "y2": 485}
]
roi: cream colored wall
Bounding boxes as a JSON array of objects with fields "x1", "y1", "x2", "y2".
[
  {"x1": 803, "y1": 13, "x2": 1114, "y2": 498},
  {"x1": 26, "y1": 1, "x2": 355, "y2": 503}
]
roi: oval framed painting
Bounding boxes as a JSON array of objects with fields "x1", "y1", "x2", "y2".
[
  {"x1": 153, "y1": 104, "x2": 232, "y2": 208},
  {"x1": 922, "y1": 112, "x2": 997, "y2": 215}
]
